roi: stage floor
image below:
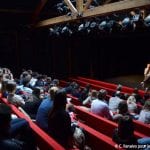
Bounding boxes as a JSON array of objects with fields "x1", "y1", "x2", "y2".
[{"x1": 104, "y1": 74, "x2": 144, "y2": 89}]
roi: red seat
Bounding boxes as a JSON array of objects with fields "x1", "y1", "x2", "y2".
[{"x1": 0, "y1": 98, "x2": 65, "y2": 150}]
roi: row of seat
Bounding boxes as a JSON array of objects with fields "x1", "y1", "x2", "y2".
[
  {"x1": 59, "y1": 79, "x2": 150, "y2": 138},
  {"x1": 70, "y1": 77, "x2": 150, "y2": 136},
  {"x1": 0, "y1": 97, "x2": 121, "y2": 149},
  {"x1": 76, "y1": 76, "x2": 145, "y2": 97},
  {"x1": 0, "y1": 97, "x2": 65, "y2": 150}
]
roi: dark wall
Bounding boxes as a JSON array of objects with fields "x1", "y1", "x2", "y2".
[{"x1": 0, "y1": 28, "x2": 150, "y2": 79}]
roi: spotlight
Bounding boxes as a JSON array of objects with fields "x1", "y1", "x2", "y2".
[
  {"x1": 78, "y1": 23, "x2": 84, "y2": 31},
  {"x1": 121, "y1": 17, "x2": 135, "y2": 32},
  {"x1": 61, "y1": 26, "x2": 72, "y2": 36},
  {"x1": 98, "y1": 21, "x2": 107, "y2": 30},
  {"x1": 90, "y1": 21, "x2": 97, "y2": 29}
]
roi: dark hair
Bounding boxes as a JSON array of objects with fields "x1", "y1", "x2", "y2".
[
  {"x1": 118, "y1": 116, "x2": 134, "y2": 139},
  {"x1": 118, "y1": 101, "x2": 128, "y2": 115},
  {"x1": 53, "y1": 89, "x2": 67, "y2": 108},
  {"x1": 32, "y1": 87, "x2": 41, "y2": 97},
  {"x1": 6, "y1": 81, "x2": 16, "y2": 93},
  {"x1": 98, "y1": 89, "x2": 107, "y2": 100},
  {"x1": 48, "y1": 89, "x2": 67, "y2": 118}
]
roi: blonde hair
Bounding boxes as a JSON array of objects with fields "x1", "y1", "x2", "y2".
[{"x1": 49, "y1": 86, "x2": 59, "y2": 100}]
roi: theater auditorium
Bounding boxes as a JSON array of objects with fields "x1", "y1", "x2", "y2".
[{"x1": 0, "y1": 0, "x2": 150, "y2": 149}]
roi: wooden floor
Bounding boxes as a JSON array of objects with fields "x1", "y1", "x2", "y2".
[{"x1": 104, "y1": 74, "x2": 144, "y2": 89}]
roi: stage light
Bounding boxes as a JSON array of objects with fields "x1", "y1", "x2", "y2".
[
  {"x1": 78, "y1": 23, "x2": 84, "y2": 31},
  {"x1": 61, "y1": 26, "x2": 73, "y2": 36},
  {"x1": 98, "y1": 21, "x2": 107, "y2": 30},
  {"x1": 121, "y1": 17, "x2": 135, "y2": 32}
]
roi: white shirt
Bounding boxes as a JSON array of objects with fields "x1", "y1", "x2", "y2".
[
  {"x1": 7, "y1": 93, "x2": 25, "y2": 106},
  {"x1": 91, "y1": 99, "x2": 112, "y2": 120},
  {"x1": 109, "y1": 96, "x2": 122, "y2": 113},
  {"x1": 138, "y1": 110, "x2": 150, "y2": 124}
]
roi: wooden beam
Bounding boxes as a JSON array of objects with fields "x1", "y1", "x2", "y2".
[
  {"x1": 31, "y1": 0, "x2": 48, "y2": 24},
  {"x1": 36, "y1": 0, "x2": 150, "y2": 28},
  {"x1": 76, "y1": 0, "x2": 84, "y2": 13},
  {"x1": 83, "y1": 0, "x2": 93, "y2": 11},
  {"x1": 64, "y1": 0, "x2": 78, "y2": 14}
]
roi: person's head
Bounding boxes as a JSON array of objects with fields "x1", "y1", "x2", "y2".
[
  {"x1": 6, "y1": 81, "x2": 16, "y2": 93},
  {"x1": 127, "y1": 95, "x2": 136, "y2": 104},
  {"x1": 116, "y1": 84, "x2": 122, "y2": 91},
  {"x1": 98, "y1": 89, "x2": 107, "y2": 100},
  {"x1": 91, "y1": 90, "x2": 97, "y2": 98},
  {"x1": 115, "y1": 91, "x2": 121, "y2": 97},
  {"x1": 49, "y1": 86, "x2": 59, "y2": 100},
  {"x1": 133, "y1": 87, "x2": 139, "y2": 94},
  {"x1": 143, "y1": 100, "x2": 150, "y2": 111},
  {"x1": 124, "y1": 93, "x2": 130, "y2": 100},
  {"x1": 0, "y1": 104, "x2": 11, "y2": 137},
  {"x1": 118, "y1": 115, "x2": 134, "y2": 139},
  {"x1": 53, "y1": 89, "x2": 67, "y2": 109},
  {"x1": 118, "y1": 101, "x2": 128, "y2": 114}
]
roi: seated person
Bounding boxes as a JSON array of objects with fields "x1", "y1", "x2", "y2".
[
  {"x1": 138, "y1": 100, "x2": 150, "y2": 124},
  {"x1": 82, "y1": 89, "x2": 97, "y2": 106},
  {"x1": 127, "y1": 95, "x2": 137, "y2": 115},
  {"x1": 91, "y1": 89, "x2": 112, "y2": 120},
  {"x1": 21, "y1": 87, "x2": 42, "y2": 119},
  {"x1": 79, "y1": 84, "x2": 91, "y2": 102},
  {"x1": 112, "y1": 115, "x2": 137, "y2": 147},
  {"x1": 109, "y1": 91, "x2": 123, "y2": 114},
  {"x1": 36, "y1": 86, "x2": 59, "y2": 131},
  {"x1": 6, "y1": 81, "x2": 25, "y2": 106},
  {"x1": 0, "y1": 103, "x2": 36, "y2": 150}
]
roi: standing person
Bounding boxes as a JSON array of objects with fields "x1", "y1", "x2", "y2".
[
  {"x1": 48, "y1": 89, "x2": 73, "y2": 149},
  {"x1": 141, "y1": 64, "x2": 150, "y2": 89}
]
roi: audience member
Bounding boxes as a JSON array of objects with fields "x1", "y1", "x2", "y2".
[
  {"x1": 36, "y1": 86, "x2": 59, "y2": 131},
  {"x1": 82, "y1": 89, "x2": 97, "y2": 106},
  {"x1": 127, "y1": 95, "x2": 137, "y2": 114},
  {"x1": 138, "y1": 100, "x2": 150, "y2": 124},
  {"x1": 6, "y1": 81, "x2": 25, "y2": 106},
  {"x1": 109, "y1": 91, "x2": 123, "y2": 114},
  {"x1": 0, "y1": 104, "x2": 36, "y2": 150},
  {"x1": 21, "y1": 87, "x2": 42, "y2": 119},
  {"x1": 112, "y1": 116, "x2": 137, "y2": 147},
  {"x1": 48, "y1": 89, "x2": 73, "y2": 148},
  {"x1": 91, "y1": 89, "x2": 112, "y2": 120}
]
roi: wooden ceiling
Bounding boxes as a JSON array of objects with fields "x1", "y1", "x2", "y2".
[{"x1": 0, "y1": 0, "x2": 150, "y2": 29}]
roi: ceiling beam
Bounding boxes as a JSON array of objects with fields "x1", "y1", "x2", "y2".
[
  {"x1": 31, "y1": 0, "x2": 48, "y2": 24},
  {"x1": 83, "y1": 0, "x2": 93, "y2": 11},
  {"x1": 64, "y1": 0, "x2": 78, "y2": 14},
  {"x1": 76, "y1": 0, "x2": 84, "y2": 14},
  {"x1": 35, "y1": 0, "x2": 150, "y2": 28}
]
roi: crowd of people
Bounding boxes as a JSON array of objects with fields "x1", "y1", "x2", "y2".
[{"x1": 0, "y1": 67, "x2": 149, "y2": 149}]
